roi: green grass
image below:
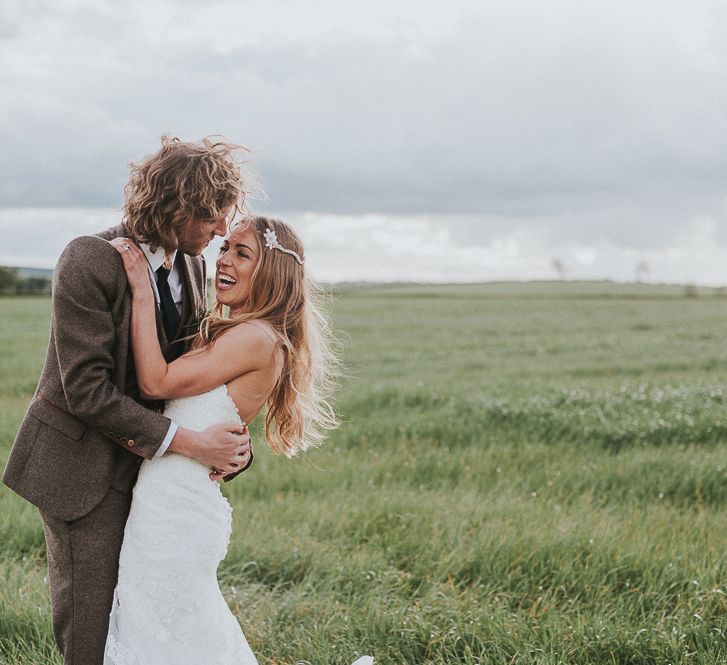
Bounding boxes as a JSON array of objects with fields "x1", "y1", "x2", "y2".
[{"x1": 2, "y1": 283, "x2": 727, "y2": 664}]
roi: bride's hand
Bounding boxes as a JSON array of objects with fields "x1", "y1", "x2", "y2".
[{"x1": 110, "y1": 238, "x2": 152, "y2": 300}]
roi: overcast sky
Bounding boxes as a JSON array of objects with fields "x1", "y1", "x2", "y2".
[{"x1": 2, "y1": 0, "x2": 727, "y2": 284}]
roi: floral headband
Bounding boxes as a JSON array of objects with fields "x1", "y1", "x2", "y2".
[{"x1": 263, "y1": 227, "x2": 304, "y2": 266}]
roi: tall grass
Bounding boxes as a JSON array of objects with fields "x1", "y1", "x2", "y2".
[{"x1": 1, "y1": 285, "x2": 726, "y2": 664}]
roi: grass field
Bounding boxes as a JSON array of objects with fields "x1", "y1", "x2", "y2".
[{"x1": 1, "y1": 282, "x2": 727, "y2": 664}]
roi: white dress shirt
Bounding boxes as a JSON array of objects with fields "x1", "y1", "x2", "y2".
[{"x1": 138, "y1": 243, "x2": 182, "y2": 458}]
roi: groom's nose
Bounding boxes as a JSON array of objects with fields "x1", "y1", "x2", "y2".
[{"x1": 213, "y1": 217, "x2": 228, "y2": 237}]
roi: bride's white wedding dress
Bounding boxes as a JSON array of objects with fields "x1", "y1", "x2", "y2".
[
  {"x1": 104, "y1": 386, "x2": 372, "y2": 665},
  {"x1": 104, "y1": 386, "x2": 255, "y2": 665}
]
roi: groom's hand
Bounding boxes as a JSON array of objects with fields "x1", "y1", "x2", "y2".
[
  {"x1": 209, "y1": 423, "x2": 253, "y2": 481},
  {"x1": 170, "y1": 421, "x2": 251, "y2": 476}
]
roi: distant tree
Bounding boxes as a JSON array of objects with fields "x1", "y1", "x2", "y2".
[
  {"x1": 684, "y1": 283, "x2": 698, "y2": 298},
  {"x1": 551, "y1": 258, "x2": 566, "y2": 280},
  {"x1": 0, "y1": 266, "x2": 19, "y2": 294},
  {"x1": 0, "y1": 267, "x2": 52, "y2": 295},
  {"x1": 16, "y1": 276, "x2": 51, "y2": 295},
  {"x1": 635, "y1": 259, "x2": 650, "y2": 283}
]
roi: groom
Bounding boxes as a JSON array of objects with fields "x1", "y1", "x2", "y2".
[{"x1": 3, "y1": 136, "x2": 253, "y2": 665}]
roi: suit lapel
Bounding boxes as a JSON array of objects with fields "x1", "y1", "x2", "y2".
[
  {"x1": 97, "y1": 225, "x2": 204, "y2": 360},
  {"x1": 175, "y1": 252, "x2": 205, "y2": 352},
  {"x1": 94, "y1": 225, "x2": 171, "y2": 385},
  {"x1": 94, "y1": 225, "x2": 207, "y2": 372},
  {"x1": 156, "y1": 304, "x2": 174, "y2": 359}
]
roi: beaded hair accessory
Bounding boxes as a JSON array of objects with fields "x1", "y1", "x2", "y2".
[{"x1": 263, "y1": 227, "x2": 304, "y2": 266}]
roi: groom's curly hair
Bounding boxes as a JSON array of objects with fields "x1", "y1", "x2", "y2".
[{"x1": 123, "y1": 135, "x2": 246, "y2": 251}]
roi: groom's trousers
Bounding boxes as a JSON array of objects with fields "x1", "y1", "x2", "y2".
[{"x1": 40, "y1": 488, "x2": 132, "y2": 665}]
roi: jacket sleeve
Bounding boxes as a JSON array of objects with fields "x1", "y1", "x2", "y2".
[{"x1": 51, "y1": 235, "x2": 171, "y2": 459}]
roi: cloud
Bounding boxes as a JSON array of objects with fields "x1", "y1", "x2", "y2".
[
  {"x1": 2, "y1": 1, "x2": 727, "y2": 283},
  {"x1": 1, "y1": 208, "x2": 725, "y2": 286},
  {"x1": 2, "y1": 0, "x2": 727, "y2": 221}
]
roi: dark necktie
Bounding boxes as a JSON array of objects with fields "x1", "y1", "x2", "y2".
[{"x1": 156, "y1": 264, "x2": 181, "y2": 341}]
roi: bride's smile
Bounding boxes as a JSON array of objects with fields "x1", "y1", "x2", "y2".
[{"x1": 215, "y1": 224, "x2": 261, "y2": 315}]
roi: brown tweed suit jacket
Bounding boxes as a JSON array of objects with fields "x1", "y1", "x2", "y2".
[{"x1": 3, "y1": 225, "x2": 208, "y2": 521}]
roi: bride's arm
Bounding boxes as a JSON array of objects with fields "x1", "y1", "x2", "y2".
[{"x1": 111, "y1": 239, "x2": 275, "y2": 400}]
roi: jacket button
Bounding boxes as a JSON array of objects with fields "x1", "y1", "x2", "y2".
[{"x1": 127, "y1": 439, "x2": 135, "y2": 447}]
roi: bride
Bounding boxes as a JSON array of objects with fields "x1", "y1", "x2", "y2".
[{"x1": 103, "y1": 216, "x2": 371, "y2": 665}]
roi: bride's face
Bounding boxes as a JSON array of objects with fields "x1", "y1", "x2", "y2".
[{"x1": 215, "y1": 224, "x2": 261, "y2": 315}]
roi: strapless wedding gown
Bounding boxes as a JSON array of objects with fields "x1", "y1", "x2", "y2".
[{"x1": 104, "y1": 386, "x2": 373, "y2": 665}]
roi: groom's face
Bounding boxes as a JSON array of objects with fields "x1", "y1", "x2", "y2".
[{"x1": 175, "y1": 208, "x2": 233, "y2": 256}]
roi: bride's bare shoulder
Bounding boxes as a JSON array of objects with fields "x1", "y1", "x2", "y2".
[{"x1": 218, "y1": 320, "x2": 280, "y2": 356}]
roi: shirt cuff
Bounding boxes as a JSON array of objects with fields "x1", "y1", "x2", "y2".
[{"x1": 154, "y1": 421, "x2": 178, "y2": 458}]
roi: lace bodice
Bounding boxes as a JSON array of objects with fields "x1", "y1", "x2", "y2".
[{"x1": 163, "y1": 385, "x2": 242, "y2": 431}]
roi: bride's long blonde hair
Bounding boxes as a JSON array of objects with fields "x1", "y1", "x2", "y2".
[{"x1": 192, "y1": 216, "x2": 340, "y2": 456}]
